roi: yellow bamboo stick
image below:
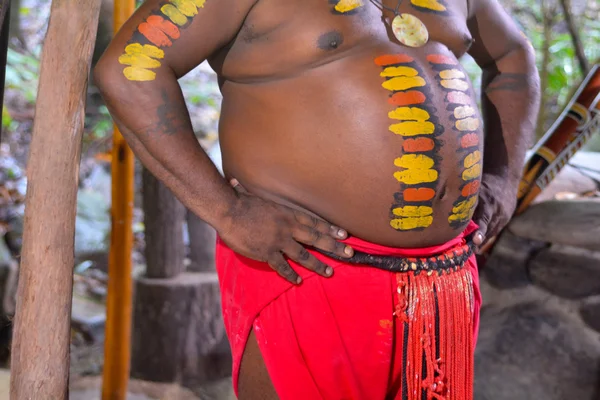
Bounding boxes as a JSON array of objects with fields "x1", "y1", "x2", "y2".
[{"x1": 101, "y1": 0, "x2": 136, "y2": 398}]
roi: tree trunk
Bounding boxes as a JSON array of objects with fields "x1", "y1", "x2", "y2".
[
  {"x1": 558, "y1": 0, "x2": 589, "y2": 75},
  {"x1": 9, "y1": 1, "x2": 102, "y2": 398},
  {"x1": 142, "y1": 168, "x2": 186, "y2": 279},
  {"x1": 187, "y1": 210, "x2": 216, "y2": 272}
]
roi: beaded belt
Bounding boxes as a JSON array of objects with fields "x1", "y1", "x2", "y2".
[{"x1": 317, "y1": 240, "x2": 475, "y2": 274}]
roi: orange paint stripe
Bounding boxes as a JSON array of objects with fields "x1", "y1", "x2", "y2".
[
  {"x1": 139, "y1": 23, "x2": 173, "y2": 47},
  {"x1": 461, "y1": 180, "x2": 480, "y2": 197},
  {"x1": 426, "y1": 54, "x2": 457, "y2": 65},
  {"x1": 375, "y1": 54, "x2": 414, "y2": 66},
  {"x1": 403, "y1": 137, "x2": 435, "y2": 152},
  {"x1": 404, "y1": 187, "x2": 436, "y2": 202},
  {"x1": 147, "y1": 15, "x2": 180, "y2": 39},
  {"x1": 388, "y1": 91, "x2": 426, "y2": 106},
  {"x1": 446, "y1": 91, "x2": 471, "y2": 104},
  {"x1": 460, "y1": 133, "x2": 479, "y2": 148}
]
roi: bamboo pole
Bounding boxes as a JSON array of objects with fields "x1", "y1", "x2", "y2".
[
  {"x1": 9, "y1": 0, "x2": 102, "y2": 398},
  {"x1": 101, "y1": 0, "x2": 136, "y2": 397}
]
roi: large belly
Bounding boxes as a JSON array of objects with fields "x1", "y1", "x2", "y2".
[{"x1": 218, "y1": 49, "x2": 483, "y2": 248}]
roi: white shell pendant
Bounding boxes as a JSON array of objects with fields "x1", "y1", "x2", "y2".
[{"x1": 391, "y1": 13, "x2": 429, "y2": 48}]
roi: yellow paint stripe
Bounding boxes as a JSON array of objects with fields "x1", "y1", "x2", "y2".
[
  {"x1": 161, "y1": 4, "x2": 189, "y2": 26},
  {"x1": 462, "y1": 164, "x2": 481, "y2": 181},
  {"x1": 411, "y1": 0, "x2": 446, "y2": 11},
  {"x1": 394, "y1": 154, "x2": 435, "y2": 170},
  {"x1": 380, "y1": 66, "x2": 419, "y2": 77},
  {"x1": 441, "y1": 79, "x2": 469, "y2": 91},
  {"x1": 118, "y1": 53, "x2": 162, "y2": 69},
  {"x1": 389, "y1": 121, "x2": 435, "y2": 136},
  {"x1": 454, "y1": 106, "x2": 475, "y2": 119},
  {"x1": 382, "y1": 76, "x2": 426, "y2": 91},
  {"x1": 391, "y1": 216, "x2": 433, "y2": 230},
  {"x1": 448, "y1": 208, "x2": 475, "y2": 223},
  {"x1": 170, "y1": 0, "x2": 198, "y2": 16},
  {"x1": 124, "y1": 43, "x2": 164, "y2": 59},
  {"x1": 455, "y1": 117, "x2": 480, "y2": 131},
  {"x1": 439, "y1": 69, "x2": 465, "y2": 79},
  {"x1": 190, "y1": 0, "x2": 206, "y2": 6},
  {"x1": 392, "y1": 206, "x2": 433, "y2": 217},
  {"x1": 464, "y1": 151, "x2": 481, "y2": 169},
  {"x1": 388, "y1": 107, "x2": 430, "y2": 121},
  {"x1": 451, "y1": 196, "x2": 477, "y2": 214},
  {"x1": 123, "y1": 66, "x2": 156, "y2": 81},
  {"x1": 334, "y1": 0, "x2": 363, "y2": 12},
  {"x1": 394, "y1": 169, "x2": 438, "y2": 184}
]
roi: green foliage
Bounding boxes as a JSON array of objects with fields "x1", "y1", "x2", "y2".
[{"x1": 5, "y1": 47, "x2": 40, "y2": 103}]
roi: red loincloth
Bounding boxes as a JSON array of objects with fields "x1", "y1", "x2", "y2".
[{"x1": 216, "y1": 221, "x2": 481, "y2": 399}]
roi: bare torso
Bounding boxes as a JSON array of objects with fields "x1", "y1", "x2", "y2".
[{"x1": 210, "y1": 0, "x2": 482, "y2": 248}]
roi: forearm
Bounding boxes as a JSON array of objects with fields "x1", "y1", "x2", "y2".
[
  {"x1": 94, "y1": 66, "x2": 236, "y2": 231},
  {"x1": 480, "y1": 44, "x2": 540, "y2": 179}
]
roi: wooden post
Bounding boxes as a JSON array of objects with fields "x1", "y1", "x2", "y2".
[
  {"x1": 187, "y1": 210, "x2": 216, "y2": 272},
  {"x1": 9, "y1": 1, "x2": 102, "y2": 398},
  {"x1": 101, "y1": 0, "x2": 135, "y2": 398}
]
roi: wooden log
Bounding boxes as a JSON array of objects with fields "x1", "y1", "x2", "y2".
[
  {"x1": 187, "y1": 210, "x2": 216, "y2": 272},
  {"x1": 131, "y1": 272, "x2": 231, "y2": 386},
  {"x1": 9, "y1": 1, "x2": 102, "y2": 398},
  {"x1": 143, "y1": 168, "x2": 185, "y2": 279}
]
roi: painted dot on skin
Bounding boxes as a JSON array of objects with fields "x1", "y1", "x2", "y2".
[
  {"x1": 382, "y1": 76, "x2": 426, "y2": 91},
  {"x1": 375, "y1": 54, "x2": 414, "y2": 66},
  {"x1": 380, "y1": 66, "x2": 419, "y2": 77},
  {"x1": 124, "y1": 43, "x2": 164, "y2": 59},
  {"x1": 317, "y1": 30, "x2": 344, "y2": 51},
  {"x1": 451, "y1": 196, "x2": 477, "y2": 214},
  {"x1": 161, "y1": 4, "x2": 188, "y2": 26},
  {"x1": 402, "y1": 137, "x2": 435, "y2": 152},
  {"x1": 389, "y1": 91, "x2": 426, "y2": 106},
  {"x1": 388, "y1": 107, "x2": 430, "y2": 122},
  {"x1": 411, "y1": 0, "x2": 446, "y2": 12},
  {"x1": 460, "y1": 133, "x2": 479, "y2": 148},
  {"x1": 446, "y1": 91, "x2": 471, "y2": 105},
  {"x1": 439, "y1": 69, "x2": 465, "y2": 79},
  {"x1": 394, "y1": 169, "x2": 438, "y2": 184},
  {"x1": 392, "y1": 205, "x2": 433, "y2": 217},
  {"x1": 390, "y1": 216, "x2": 433, "y2": 230},
  {"x1": 462, "y1": 164, "x2": 482, "y2": 181},
  {"x1": 170, "y1": 0, "x2": 199, "y2": 16},
  {"x1": 403, "y1": 187, "x2": 436, "y2": 201},
  {"x1": 334, "y1": 0, "x2": 363, "y2": 13},
  {"x1": 123, "y1": 66, "x2": 156, "y2": 81},
  {"x1": 389, "y1": 121, "x2": 435, "y2": 136},
  {"x1": 463, "y1": 151, "x2": 481, "y2": 169},
  {"x1": 440, "y1": 79, "x2": 469, "y2": 91},
  {"x1": 461, "y1": 180, "x2": 480, "y2": 197},
  {"x1": 118, "y1": 53, "x2": 162, "y2": 69},
  {"x1": 394, "y1": 154, "x2": 435, "y2": 170},
  {"x1": 454, "y1": 105, "x2": 475, "y2": 119},
  {"x1": 455, "y1": 117, "x2": 480, "y2": 131},
  {"x1": 426, "y1": 54, "x2": 456, "y2": 65}
]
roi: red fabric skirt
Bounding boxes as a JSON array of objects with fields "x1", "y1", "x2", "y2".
[{"x1": 216, "y1": 221, "x2": 481, "y2": 399}]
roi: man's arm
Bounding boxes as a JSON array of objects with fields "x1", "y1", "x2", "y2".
[
  {"x1": 94, "y1": 0, "x2": 352, "y2": 283},
  {"x1": 466, "y1": 0, "x2": 541, "y2": 242}
]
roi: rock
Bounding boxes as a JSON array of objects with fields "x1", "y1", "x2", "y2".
[
  {"x1": 533, "y1": 164, "x2": 597, "y2": 203},
  {"x1": 482, "y1": 231, "x2": 547, "y2": 289},
  {"x1": 528, "y1": 244, "x2": 600, "y2": 299},
  {"x1": 568, "y1": 151, "x2": 600, "y2": 182},
  {"x1": 75, "y1": 189, "x2": 110, "y2": 255},
  {"x1": 509, "y1": 200, "x2": 600, "y2": 251},
  {"x1": 71, "y1": 295, "x2": 106, "y2": 344},
  {"x1": 131, "y1": 272, "x2": 231, "y2": 387},
  {"x1": 580, "y1": 296, "x2": 600, "y2": 334},
  {"x1": 475, "y1": 302, "x2": 600, "y2": 400}
]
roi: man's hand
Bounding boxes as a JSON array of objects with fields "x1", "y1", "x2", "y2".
[
  {"x1": 472, "y1": 173, "x2": 518, "y2": 246},
  {"x1": 218, "y1": 180, "x2": 353, "y2": 284}
]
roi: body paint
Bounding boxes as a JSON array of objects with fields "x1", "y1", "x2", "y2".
[
  {"x1": 119, "y1": 0, "x2": 207, "y2": 81},
  {"x1": 410, "y1": 0, "x2": 446, "y2": 12},
  {"x1": 428, "y1": 53, "x2": 482, "y2": 227},
  {"x1": 376, "y1": 54, "x2": 443, "y2": 231},
  {"x1": 333, "y1": 0, "x2": 363, "y2": 13}
]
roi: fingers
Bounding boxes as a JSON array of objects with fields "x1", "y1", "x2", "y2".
[
  {"x1": 284, "y1": 242, "x2": 333, "y2": 277},
  {"x1": 268, "y1": 252, "x2": 301, "y2": 284},
  {"x1": 293, "y1": 210, "x2": 348, "y2": 240},
  {"x1": 293, "y1": 224, "x2": 354, "y2": 258},
  {"x1": 230, "y1": 178, "x2": 248, "y2": 194}
]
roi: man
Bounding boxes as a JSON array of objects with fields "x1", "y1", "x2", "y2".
[{"x1": 94, "y1": 0, "x2": 539, "y2": 397}]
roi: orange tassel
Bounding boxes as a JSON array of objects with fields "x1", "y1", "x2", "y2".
[{"x1": 395, "y1": 264, "x2": 474, "y2": 400}]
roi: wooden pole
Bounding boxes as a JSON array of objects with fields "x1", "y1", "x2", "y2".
[
  {"x1": 101, "y1": 0, "x2": 135, "y2": 397},
  {"x1": 9, "y1": 0, "x2": 102, "y2": 398}
]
